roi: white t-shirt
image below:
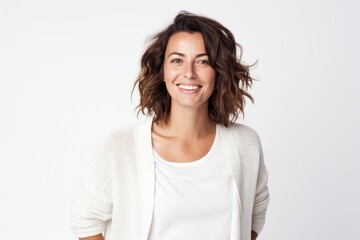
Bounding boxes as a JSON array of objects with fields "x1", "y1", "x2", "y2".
[{"x1": 148, "y1": 125, "x2": 234, "y2": 240}]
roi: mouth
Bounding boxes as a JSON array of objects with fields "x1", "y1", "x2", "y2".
[{"x1": 176, "y1": 84, "x2": 202, "y2": 92}]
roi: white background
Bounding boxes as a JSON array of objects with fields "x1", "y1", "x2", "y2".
[{"x1": 1, "y1": 0, "x2": 359, "y2": 239}]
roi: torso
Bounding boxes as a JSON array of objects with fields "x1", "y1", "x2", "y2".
[
  {"x1": 151, "y1": 121, "x2": 216, "y2": 163},
  {"x1": 148, "y1": 125, "x2": 233, "y2": 240}
]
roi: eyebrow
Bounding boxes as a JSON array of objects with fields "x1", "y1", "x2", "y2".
[{"x1": 167, "y1": 52, "x2": 208, "y2": 58}]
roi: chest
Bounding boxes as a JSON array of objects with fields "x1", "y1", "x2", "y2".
[
  {"x1": 151, "y1": 127, "x2": 217, "y2": 163},
  {"x1": 148, "y1": 140, "x2": 234, "y2": 240}
]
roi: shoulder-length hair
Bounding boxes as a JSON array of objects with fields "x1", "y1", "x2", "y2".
[{"x1": 132, "y1": 11, "x2": 254, "y2": 127}]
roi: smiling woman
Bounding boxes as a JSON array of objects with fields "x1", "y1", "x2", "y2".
[
  {"x1": 134, "y1": 11, "x2": 254, "y2": 127},
  {"x1": 71, "y1": 11, "x2": 269, "y2": 240},
  {"x1": 163, "y1": 32, "x2": 216, "y2": 110}
]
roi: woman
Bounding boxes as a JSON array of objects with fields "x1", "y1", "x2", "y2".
[{"x1": 71, "y1": 11, "x2": 269, "y2": 240}]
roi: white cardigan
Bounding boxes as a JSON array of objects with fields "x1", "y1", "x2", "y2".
[{"x1": 70, "y1": 117, "x2": 269, "y2": 240}]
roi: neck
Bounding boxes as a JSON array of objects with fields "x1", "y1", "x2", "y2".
[{"x1": 157, "y1": 104, "x2": 215, "y2": 140}]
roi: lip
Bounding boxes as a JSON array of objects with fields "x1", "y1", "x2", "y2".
[{"x1": 176, "y1": 84, "x2": 202, "y2": 94}]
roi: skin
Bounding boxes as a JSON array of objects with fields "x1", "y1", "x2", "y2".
[
  {"x1": 152, "y1": 31, "x2": 217, "y2": 163},
  {"x1": 79, "y1": 32, "x2": 258, "y2": 240},
  {"x1": 79, "y1": 234, "x2": 103, "y2": 240},
  {"x1": 163, "y1": 32, "x2": 216, "y2": 111},
  {"x1": 251, "y1": 230, "x2": 258, "y2": 240}
]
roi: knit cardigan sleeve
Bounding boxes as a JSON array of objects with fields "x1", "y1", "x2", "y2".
[
  {"x1": 251, "y1": 136, "x2": 270, "y2": 234},
  {"x1": 70, "y1": 134, "x2": 114, "y2": 238}
]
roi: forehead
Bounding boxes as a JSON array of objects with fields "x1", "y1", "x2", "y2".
[{"x1": 165, "y1": 32, "x2": 206, "y2": 53}]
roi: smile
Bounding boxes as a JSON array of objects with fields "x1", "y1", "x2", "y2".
[{"x1": 177, "y1": 84, "x2": 202, "y2": 90}]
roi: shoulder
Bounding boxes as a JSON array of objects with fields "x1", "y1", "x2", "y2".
[
  {"x1": 227, "y1": 122, "x2": 260, "y2": 136},
  {"x1": 221, "y1": 122, "x2": 261, "y2": 143},
  {"x1": 99, "y1": 118, "x2": 151, "y2": 151},
  {"x1": 219, "y1": 122, "x2": 262, "y2": 154}
]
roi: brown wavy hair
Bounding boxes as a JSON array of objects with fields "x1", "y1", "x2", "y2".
[{"x1": 132, "y1": 11, "x2": 255, "y2": 127}]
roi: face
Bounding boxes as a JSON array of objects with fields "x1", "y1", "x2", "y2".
[{"x1": 163, "y1": 31, "x2": 216, "y2": 110}]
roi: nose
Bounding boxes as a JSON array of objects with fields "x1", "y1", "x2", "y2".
[{"x1": 183, "y1": 62, "x2": 197, "y2": 79}]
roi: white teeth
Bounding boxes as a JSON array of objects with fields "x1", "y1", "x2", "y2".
[{"x1": 178, "y1": 84, "x2": 200, "y2": 90}]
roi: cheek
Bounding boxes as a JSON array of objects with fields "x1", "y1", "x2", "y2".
[{"x1": 164, "y1": 68, "x2": 181, "y2": 82}]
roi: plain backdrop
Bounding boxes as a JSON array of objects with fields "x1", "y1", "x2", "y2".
[{"x1": 1, "y1": 0, "x2": 359, "y2": 239}]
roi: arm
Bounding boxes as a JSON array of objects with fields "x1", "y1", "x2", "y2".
[
  {"x1": 80, "y1": 234, "x2": 104, "y2": 240},
  {"x1": 251, "y1": 139, "x2": 270, "y2": 237},
  {"x1": 71, "y1": 136, "x2": 113, "y2": 238}
]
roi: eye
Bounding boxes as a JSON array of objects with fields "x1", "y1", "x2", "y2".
[
  {"x1": 197, "y1": 59, "x2": 209, "y2": 65},
  {"x1": 170, "y1": 58, "x2": 182, "y2": 64}
]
